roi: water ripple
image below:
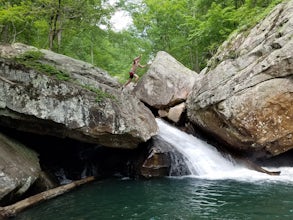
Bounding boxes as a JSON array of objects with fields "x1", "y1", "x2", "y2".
[{"x1": 16, "y1": 175, "x2": 293, "y2": 219}]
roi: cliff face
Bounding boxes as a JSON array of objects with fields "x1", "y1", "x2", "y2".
[
  {"x1": 0, "y1": 43, "x2": 158, "y2": 149},
  {"x1": 187, "y1": 0, "x2": 293, "y2": 156}
]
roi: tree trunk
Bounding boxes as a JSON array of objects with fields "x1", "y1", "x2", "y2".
[
  {"x1": 0, "y1": 176, "x2": 95, "y2": 219},
  {"x1": 194, "y1": 48, "x2": 200, "y2": 73},
  {"x1": 236, "y1": 158, "x2": 281, "y2": 176},
  {"x1": 0, "y1": 25, "x2": 9, "y2": 43},
  {"x1": 49, "y1": 15, "x2": 56, "y2": 50},
  {"x1": 91, "y1": 42, "x2": 94, "y2": 64},
  {"x1": 49, "y1": 0, "x2": 62, "y2": 51}
]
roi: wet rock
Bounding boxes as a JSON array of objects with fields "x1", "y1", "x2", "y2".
[{"x1": 141, "y1": 136, "x2": 190, "y2": 178}]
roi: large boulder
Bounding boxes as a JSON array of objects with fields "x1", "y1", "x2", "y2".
[
  {"x1": 0, "y1": 133, "x2": 41, "y2": 204},
  {"x1": 134, "y1": 51, "x2": 198, "y2": 109},
  {"x1": 0, "y1": 43, "x2": 158, "y2": 149},
  {"x1": 187, "y1": 1, "x2": 293, "y2": 156}
]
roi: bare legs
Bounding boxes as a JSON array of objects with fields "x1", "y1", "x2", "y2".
[
  {"x1": 122, "y1": 74, "x2": 139, "y2": 89},
  {"x1": 123, "y1": 78, "x2": 132, "y2": 88},
  {"x1": 133, "y1": 73, "x2": 139, "y2": 83}
]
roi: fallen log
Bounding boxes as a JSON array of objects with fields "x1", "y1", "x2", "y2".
[
  {"x1": 236, "y1": 157, "x2": 281, "y2": 176},
  {"x1": 0, "y1": 176, "x2": 95, "y2": 219}
]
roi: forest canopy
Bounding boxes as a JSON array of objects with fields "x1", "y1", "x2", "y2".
[{"x1": 0, "y1": 0, "x2": 284, "y2": 81}]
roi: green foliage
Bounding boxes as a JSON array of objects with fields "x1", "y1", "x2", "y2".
[
  {"x1": 0, "y1": 1, "x2": 36, "y2": 43},
  {"x1": 132, "y1": 0, "x2": 285, "y2": 71},
  {"x1": 187, "y1": 3, "x2": 237, "y2": 68},
  {"x1": 16, "y1": 50, "x2": 44, "y2": 61},
  {"x1": 233, "y1": 0, "x2": 284, "y2": 29},
  {"x1": 0, "y1": 0, "x2": 286, "y2": 78},
  {"x1": 82, "y1": 85, "x2": 116, "y2": 103},
  {"x1": 15, "y1": 50, "x2": 70, "y2": 80},
  {"x1": 132, "y1": 0, "x2": 192, "y2": 68}
]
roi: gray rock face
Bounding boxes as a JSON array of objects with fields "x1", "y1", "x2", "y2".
[
  {"x1": 141, "y1": 136, "x2": 191, "y2": 178},
  {"x1": 134, "y1": 51, "x2": 198, "y2": 109},
  {"x1": 0, "y1": 43, "x2": 158, "y2": 149},
  {"x1": 0, "y1": 133, "x2": 41, "y2": 203},
  {"x1": 187, "y1": 1, "x2": 293, "y2": 156}
]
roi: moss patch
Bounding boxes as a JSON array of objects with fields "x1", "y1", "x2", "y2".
[
  {"x1": 15, "y1": 50, "x2": 70, "y2": 81},
  {"x1": 13, "y1": 50, "x2": 117, "y2": 103},
  {"x1": 82, "y1": 85, "x2": 116, "y2": 103}
]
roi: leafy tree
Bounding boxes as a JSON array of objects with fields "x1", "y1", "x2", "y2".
[
  {"x1": 0, "y1": 0, "x2": 286, "y2": 79},
  {"x1": 131, "y1": 0, "x2": 196, "y2": 69},
  {"x1": 130, "y1": 0, "x2": 285, "y2": 71},
  {"x1": 35, "y1": 0, "x2": 108, "y2": 52},
  {"x1": 187, "y1": 3, "x2": 237, "y2": 69},
  {"x1": 0, "y1": 1, "x2": 36, "y2": 43}
]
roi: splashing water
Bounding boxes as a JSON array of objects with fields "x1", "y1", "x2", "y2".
[{"x1": 156, "y1": 118, "x2": 293, "y2": 182}]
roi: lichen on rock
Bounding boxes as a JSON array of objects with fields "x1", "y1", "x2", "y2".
[
  {"x1": 187, "y1": 0, "x2": 293, "y2": 156},
  {"x1": 0, "y1": 43, "x2": 158, "y2": 149}
]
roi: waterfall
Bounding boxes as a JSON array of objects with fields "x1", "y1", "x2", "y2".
[
  {"x1": 156, "y1": 118, "x2": 237, "y2": 176},
  {"x1": 156, "y1": 118, "x2": 293, "y2": 181}
]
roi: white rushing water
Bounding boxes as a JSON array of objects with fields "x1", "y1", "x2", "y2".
[{"x1": 156, "y1": 118, "x2": 293, "y2": 183}]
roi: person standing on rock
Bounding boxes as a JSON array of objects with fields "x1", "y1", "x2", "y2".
[{"x1": 122, "y1": 54, "x2": 146, "y2": 89}]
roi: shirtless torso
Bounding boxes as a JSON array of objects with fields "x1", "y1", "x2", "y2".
[{"x1": 122, "y1": 55, "x2": 146, "y2": 89}]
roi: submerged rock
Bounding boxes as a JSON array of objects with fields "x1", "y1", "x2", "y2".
[{"x1": 187, "y1": 0, "x2": 293, "y2": 156}]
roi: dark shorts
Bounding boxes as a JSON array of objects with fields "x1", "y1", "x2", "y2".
[{"x1": 129, "y1": 72, "x2": 134, "y2": 79}]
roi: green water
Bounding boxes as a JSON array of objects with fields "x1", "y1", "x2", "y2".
[{"x1": 15, "y1": 177, "x2": 293, "y2": 220}]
